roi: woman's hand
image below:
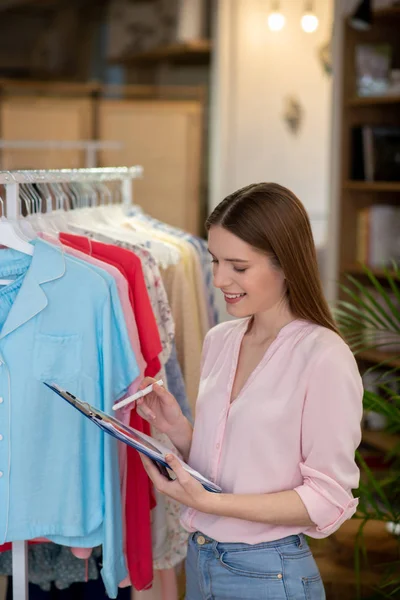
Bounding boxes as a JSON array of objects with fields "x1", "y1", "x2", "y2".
[
  {"x1": 140, "y1": 453, "x2": 212, "y2": 512},
  {"x1": 135, "y1": 377, "x2": 183, "y2": 435}
]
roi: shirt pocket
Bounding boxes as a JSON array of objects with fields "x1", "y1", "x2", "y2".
[{"x1": 32, "y1": 333, "x2": 82, "y2": 384}]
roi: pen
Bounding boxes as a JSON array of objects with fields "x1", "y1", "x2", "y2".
[{"x1": 112, "y1": 379, "x2": 164, "y2": 411}]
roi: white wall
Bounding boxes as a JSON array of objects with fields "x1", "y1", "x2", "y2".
[{"x1": 210, "y1": 0, "x2": 334, "y2": 247}]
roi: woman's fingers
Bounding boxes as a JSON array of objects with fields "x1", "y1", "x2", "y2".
[
  {"x1": 138, "y1": 377, "x2": 157, "y2": 391},
  {"x1": 153, "y1": 384, "x2": 176, "y2": 406},
  {"x1": 136, "y1": 403, "x2": 156, "y2": 421}
]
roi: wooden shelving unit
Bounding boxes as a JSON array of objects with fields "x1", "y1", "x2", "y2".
[
  {"x1": 107, "y1": 11, "x2": 212, "y2": 236},
  {"x1": 110, "y1": 40, "x2": 212, "y2": 66},
  {"x1": 347, "y1": 95, "x2": 400, "y2": 107},
  {"x1": 374, "y1": 5, "x2": 400, "y2": 18},
  {"x1": 343, "y1": 181, "x2": 400, "y2": 192},
  {"x1": 0, "y1": 0, "x2": 57, "y2": 10},
  {"x1": 338, "y1": 6, "x2": 400, "y2": 300},
  {"x1": 336, "y1": 9, "x2": 400, "y2": 594}
]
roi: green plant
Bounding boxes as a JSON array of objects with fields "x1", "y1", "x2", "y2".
[{"x1": 336, "y1": 264, "x2": 400, "y2": 598}]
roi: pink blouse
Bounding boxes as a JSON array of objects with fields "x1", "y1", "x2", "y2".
[{"x1": 181, "y1": 318, "x2": 363, "y2": 542}]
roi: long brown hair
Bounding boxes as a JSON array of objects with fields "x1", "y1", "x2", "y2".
[{"x1": 206, "y1": 182, "x2": 340, "y2": 336}]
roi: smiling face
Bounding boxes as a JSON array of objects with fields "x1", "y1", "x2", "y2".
[{"x1": 208, "y1": 225, "x2": 287, "y2": 318}]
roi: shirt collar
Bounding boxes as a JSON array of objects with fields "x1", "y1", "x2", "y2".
[{"x1": 0, "y1": 239, "x2": 66, "y2": 339}]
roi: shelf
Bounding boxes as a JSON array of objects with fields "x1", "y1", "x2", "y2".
[
  {"x1": 357, "y1": 349, "x2": 400, "y2": 368},
  {"x1": 0, "y1": 0, "x2": 58, "y2": 10},
  {"x1": 347, "y1": 95, "x2": 400, "y2": 106},
  {"x1": 109, "y1": 40, "x2": 212, "y2": 66},
  {"x1": 374, "y1": 6, "x2": 400, "y2": 18},
  {"x1": 343, "y1": 181, "x2": 400, "y2": 192},
  {"x1": 343, "y1": 264, "x2": 398, "y2": 279},
  {"x1": 362, "y1": 429, "x2": 400, "y2": 453}
]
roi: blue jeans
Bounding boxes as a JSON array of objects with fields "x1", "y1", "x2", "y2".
[{"x1": 185, "y1": 532, "x2": 326, "y2": 599}]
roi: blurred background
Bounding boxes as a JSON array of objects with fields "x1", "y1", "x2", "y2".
[{"x1": 0, "y1": 0, "x2": 400, "y2": 598}]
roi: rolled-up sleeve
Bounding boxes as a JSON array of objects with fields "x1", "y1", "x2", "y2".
[{"x1": 294, "y1": 343, "x2": 363, "y2": 537}]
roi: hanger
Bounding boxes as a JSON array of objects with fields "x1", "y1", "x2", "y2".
[
  {"x1": 0, "y1": 173, "x2": 33, "y2": 243},
  {"x1": 100, "y1": 181, "x2": 126, "y2": 225},
  {"x1": 0, "y1": 191, "x2": 34, "y2": 286},
  {"x1": 52, "y1": 182, "x2": 73, "y2": 232},
  {"x1": 65, "y1": 181, "x2": 98, "y2": 228},
  {"x1": 22, "y1": 181, "x2": 52, "y2": 234},
  {"x1": 42, "y1": 182, "x2": 69, "y2": 233},
  {"x1": 18, "y1": 186, "x2": 37, "y2": 240},
  {"x1": 36, "y1": 181, "x2": 60, "y2": 235},
  {"x1": 0, "y1": 194, "x2": 33, "y2": 255}
]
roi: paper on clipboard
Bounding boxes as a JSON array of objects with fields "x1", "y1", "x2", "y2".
[{"x1": 43, "y1": 382, "x2": 222, "y2": 494}]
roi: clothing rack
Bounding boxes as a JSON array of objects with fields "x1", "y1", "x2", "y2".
[
  {"x1": 0, "y1": 140, "x2": 122, "y2": 170},
  {"x1": 0, "y1": 166, "x2": 143, "y2": 600}
]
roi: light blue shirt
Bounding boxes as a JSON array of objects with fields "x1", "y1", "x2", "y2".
[{"x1": 0, "y1": 239, "x2": 139, "y2": 598}]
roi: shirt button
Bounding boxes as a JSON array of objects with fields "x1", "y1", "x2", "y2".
[
  {"x1": 0, "y1": 472, "x2": 3, "y2": 478},
  {"x1": 0, "y1": 434, "x2": 3, "y2": 441},
  {"x1": 216, "y1": 443, "x2": 220, "y2": 449},
  {"x1": 0, "y1": 398, "x2": 3, "y2": 404}
]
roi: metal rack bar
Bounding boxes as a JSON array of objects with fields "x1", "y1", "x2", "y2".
[
  {"x1": 0, "y1": 166, "x2": 143, "y2": 185},
  {"x1": 0, "y1": 140, "x2": 122, "y2": 170}
]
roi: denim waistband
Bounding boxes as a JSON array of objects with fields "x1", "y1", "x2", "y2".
[{"x1": 191, "y1": 531, "x2": 306, "y2": 550}]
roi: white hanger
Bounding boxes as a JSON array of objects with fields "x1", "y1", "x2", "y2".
[
  {"x1": 51, "y1": 183, "x2": 72, "y2": 232},
  {"x1": 22, "y1": 181, "x2": 52, "y2": 234},
  {"x1": 18, "y1": 187, "x2": 38, "y2": 240},
  {"x1": 86, "y1": 182, "x2": 115, "y2": 226},
  {"x1": 0, "y1": 195, "x2": 33, "y2": 255},
  {"x1": 0, "y1": 193, "x2": 34, "y2": 286},
  {"x1": 41, "y1": 182, "x2": 69, "y2": 233},
  {"x1": 35, "y1": 181, "x2": 60, "y2": 235}
]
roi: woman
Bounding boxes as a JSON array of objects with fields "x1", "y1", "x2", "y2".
[{"x1": 137, "y1": 183, "x2": 363, "y2": 599}]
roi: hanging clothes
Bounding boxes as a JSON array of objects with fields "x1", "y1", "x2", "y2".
[
  {"x1": 58, "y1": 233, "x2": 163, "y2": 377},
  {"x1": 0, "y1": 239, "x2": 139, "y2": 598},
  {"x1": 57, "y1": 233, "x2": 160, "y2": 591},
  {"x1": 72, "y1": 223, "x2": 203, "y2": 409},
  {"x1": 39, "y1": 233, "x2": 155, "y2": 590},
  {"x1": 59, "y1": 230, "x2": 192, "y2": 578},
  {"x1": 1, "y1": 170, "x2": 216, "y2": 600},
  {"x1": 127, "y1": 209, "x2": 219, "y2": 329}
]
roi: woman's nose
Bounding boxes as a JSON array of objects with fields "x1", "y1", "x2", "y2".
[{"x1": 213, "y1": 265, "x2": 232, "y2": 289}]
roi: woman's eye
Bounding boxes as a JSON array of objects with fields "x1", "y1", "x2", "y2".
[
  {"x1": 233, "y1": 267, "x2": 247, "y2": 273},
  {"x1": 211, "y1": 259, "x2": 218, "y2": 264}
]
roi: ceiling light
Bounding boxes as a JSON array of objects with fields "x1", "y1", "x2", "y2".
[
  {"x1": 301, "y1": 1, "x2": 319, "y2": 33},
  {"x1": 268, "y1": 1, "x2": 285, "y2": 32}
]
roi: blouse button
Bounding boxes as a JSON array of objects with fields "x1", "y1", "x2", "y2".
[{"x1": 216, "y1": 443, "x2": 220, "y2": 449}]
